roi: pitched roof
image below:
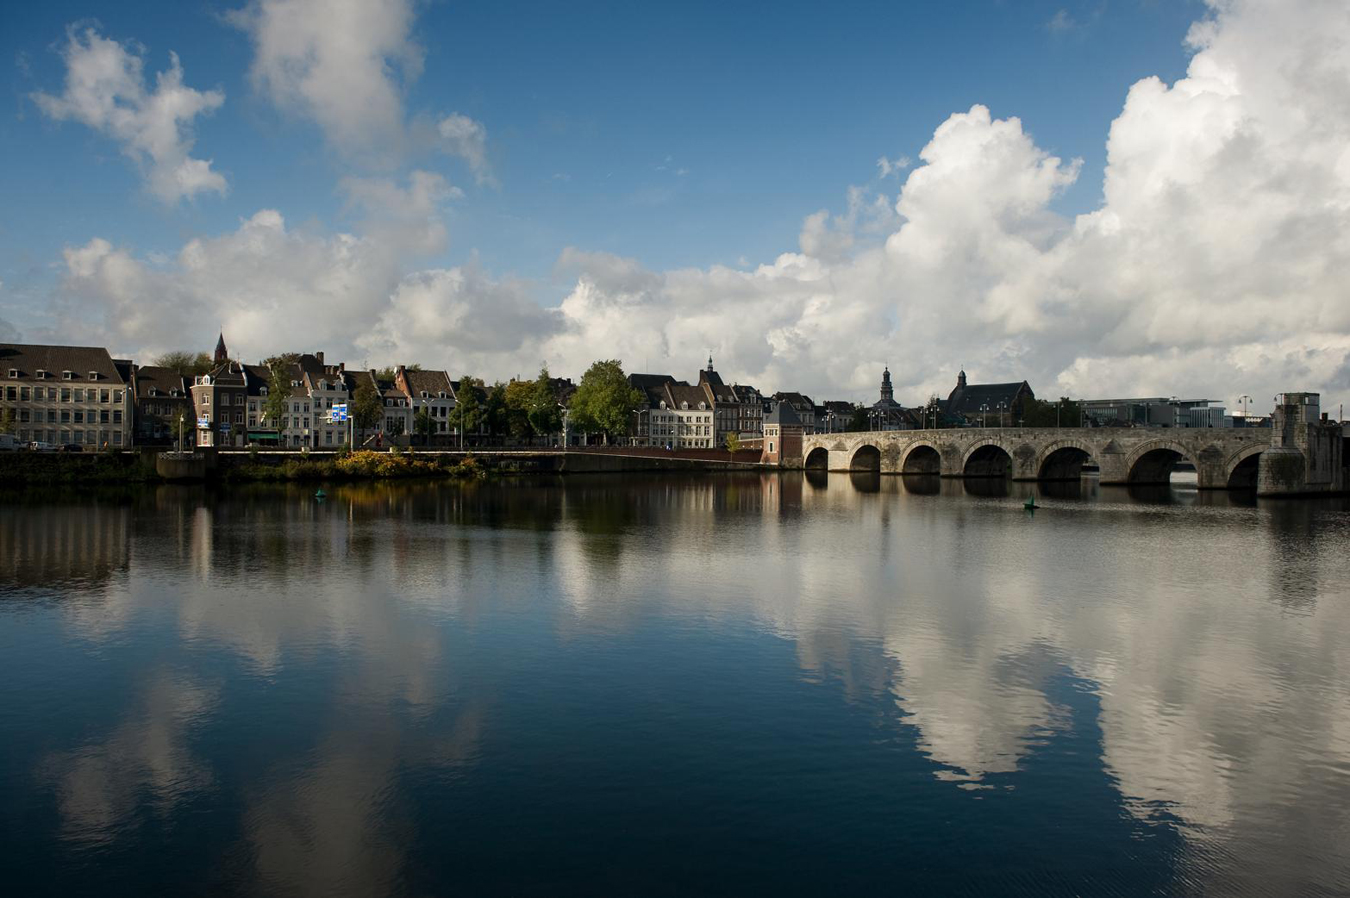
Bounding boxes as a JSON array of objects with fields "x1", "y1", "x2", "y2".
[
  {"x1": 766, "y1": 401, "x2": 802, "y2": 426},
  {"x1": 132, "y1": 365, "x2": 189, "y2": 400},
  {"x1": 773, "y1": 391, "x2": 815, "y2": 411},
  {"x1": 664, "y1": 381, "x2": 710, "y2": 411},
  {"x1": 945, "y1": 381, "x2": 1033, "y2": 416},
  {"x1": 0, "y1": 343, "x2": 128, "y2": 383},
  {"x1": 629, "y1": 373, "x2": 675, "y2": 409},
  {"x1": 403, "y1": 369, "x2": 453, "y2": 398}
]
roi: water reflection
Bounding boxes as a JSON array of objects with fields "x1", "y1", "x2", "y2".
[{"x1": 2, "y1": 474, "x2": 1349, "y2": 894}]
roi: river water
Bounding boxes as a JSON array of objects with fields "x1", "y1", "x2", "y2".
[{"x1": 1, "y1": 473, "x2": 1348, "y2": 896}]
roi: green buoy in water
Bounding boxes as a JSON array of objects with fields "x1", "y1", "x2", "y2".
[{"x1": 315, "y1": 489, "x2": 327, "y2": 500}]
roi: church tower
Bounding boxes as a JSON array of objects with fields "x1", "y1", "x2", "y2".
[
  {"x1": 957, "y1": 368, "x2": 967, "y2": 389},
  {"x1": 214, "y1": 332, "x2": 229, "y2": 364},
  {"x1": 879, "y1": 366, "x2": 894, "y2": 404}
]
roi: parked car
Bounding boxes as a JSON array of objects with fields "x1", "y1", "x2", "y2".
[
  {"x1": 0, "y1": 434, "x2": 21, "y2": 451},
  {"x1": 57, "y1": 443, "x2": 84, "y2": 453},
  {"x1": 28, "y1": 440, "x2": 55, "y2": 452}
]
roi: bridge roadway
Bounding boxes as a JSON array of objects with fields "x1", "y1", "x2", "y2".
[{"x1": 799, "y1": 427, "x2": 1273, "y2": 489}]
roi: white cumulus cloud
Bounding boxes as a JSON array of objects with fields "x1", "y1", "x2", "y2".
[
  {"x1": 43, "y1": 0, "x2": 1350, "y2": 416},
  {"x1": 32, "y1": 26, "x2": 226, "y2": 204},
  {"x1": 228, "y1": 0, "x2": 492, "y2": 178}
]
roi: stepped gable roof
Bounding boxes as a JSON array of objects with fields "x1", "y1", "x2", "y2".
[
  {"x1": 766, "y1": 401, "x2": 802, "y2": 427},
  {"x1": 403, "y1": 369, "x2": 453, "y2": 399},
  {"x1": 0, "y1": 343, "x2": 127, "y2": 383},
  {"x1": 132, "y1": 365, "x2": 189, "y2": 400},
  {"x1": 664, "y1": 381, "x2": 710, "y2": 410},
  {"x1": 945, "y1": 380, "x2": 1032, "y2": 416}
]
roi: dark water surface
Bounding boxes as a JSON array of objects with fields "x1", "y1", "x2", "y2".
[{"x1": 2, "y1": 473, "x2": 1349, "y2": 896}]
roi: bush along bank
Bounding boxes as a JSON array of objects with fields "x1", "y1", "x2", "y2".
[
  {"x1": 223, "y1": 448, "x2": 486, "y2": 483},
  {"x1": 0, "y1": 448, "x2": 160, "y2": 486}
]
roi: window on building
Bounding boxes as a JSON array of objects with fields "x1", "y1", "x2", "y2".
[
  {"x1": 100, "y1": 410, "x2": 109, "y2": 424},
  {"x1": 113, "y1": 432, "x2": 122, "y2": 445},
  {"x1": 113, "y1": 410, "x2": 123, "y2": 424},
  {"x1": 100, "y1": 389, "x2": 109, "y2": 403},
  {"x1": 19, "y1": 387, "x2": 28, "y2": 401}
]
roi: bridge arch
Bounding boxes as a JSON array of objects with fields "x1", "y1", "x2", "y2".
[
  {"x1": 1224, "y1": 444, "x2": 1265, "y2": 490},
  {"x1": 804, "y1": 447, "x2": 830, "y2": 470},
  {"x1": 1036, "y1": 439, "x2": 1096, "y2": 481},
  {"x1": 1124, "y1": 440, "x2": 1196, "y2": 484},
  {"x1": 850, "y1": 444, "x2": 881, "y2": 472},
  {"x1": 901, "y1": 442, "x2": 942, "y2": 474},
  {"x1": 962, "y1": 440, "x2": 1014, "y2": 478}
]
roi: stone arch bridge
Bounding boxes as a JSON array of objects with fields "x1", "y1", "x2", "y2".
[{"x1": 799, "y1": 427, "x2": 1274, "y2": 489}]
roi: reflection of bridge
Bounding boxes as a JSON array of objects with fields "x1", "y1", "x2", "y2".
[{"x1": 800, "y1": 427, "x2": 1285, "y2": 490}]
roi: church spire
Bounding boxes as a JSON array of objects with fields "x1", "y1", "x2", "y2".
[
  {"x1": 214, "y1": 331, "x2": 228, "y2": 364},
  {"x1": 957, "y1": 368, "x2": 967, "y2": 389}
]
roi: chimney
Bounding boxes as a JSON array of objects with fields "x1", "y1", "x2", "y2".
[{"x1": 315, "y1": 351, "x2": 324, "y2": 365}]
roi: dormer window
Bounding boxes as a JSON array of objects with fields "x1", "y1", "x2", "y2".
[
  {"x1": 318, "y1": 380, "x2": 327, "y2": 390},
  {"x1": 438, "y1": 391, "x2": 446, "y2": 399},
  {"x1": 260, "y1": 386, "x2": 268, "y2": 396},
  {"x1": 6, "y1": 368, "x2": 16, "y2": 378},
  {"x1": 149, "y1": 387, "x2": 159, "y2": 397},
  {"x1": 63, "y1": 370, "x2": 74, "y2": 380},
  {"x1": 89, "y1": 371, "x2": 99, "y2": 381},
  {"x1": 291, "y1": 380, "x2": 300, "y2": 388},
  {"x1": 420, "y1": 391, "x2": 428, "y2": 398},
  {"x1": 36, "y1": 369, "x2": 46, "y2": 379},
  {"x1": 681, "y1": 402, "x2": 688, "y2": 410}
]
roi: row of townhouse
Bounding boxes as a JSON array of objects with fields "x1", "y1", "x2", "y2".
[
  {"x1": 2, "y1": 336, "x2": 836, "y2": 451},
  {"x1": 628, "y1": 358, "x2": 772, "y2": 449}
]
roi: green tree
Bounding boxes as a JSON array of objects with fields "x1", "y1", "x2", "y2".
[
  {"x1": 454, "y1": 377, "x2": 484, "y2": 441},
  {"x1": 352, "y1": 383, "x2": 383, "y2": 433},
  {"x1": 848, "y1": 405, "x2": 870, "y2": 432},
  {"x1": 387, "y1": 416, "x2": 405, "y2": 438},
  {"x1": 527, "y1": 365, "x2": 563, "y2": 438},
  {"x1": 569, "y1": 360, "x2": 643, "y2": 444},
  {"x1": 262, "y1": 352, "x2": 301, "y2": 369},
  {"x1": 260, "y1": 362, "x2": 291, "y2": 435},
  {"x1": 485, "y1": 381, "x2": 510, "y2": 438},
  {"x1": 724, "y1": 432, "x2": 741, "y2": 454},
  {"x1": 1021, "y1": 397, "x2": 1082, "y2": 428},
  {"x1": 413, "y1": 409, "x2": 433, "y2": 443},
  {"x1": 155, "y1": 350, "x2": 214, "y2": 376},
  {"x1": 503, "y1": 379, "x2": 536, "y2": 442}
]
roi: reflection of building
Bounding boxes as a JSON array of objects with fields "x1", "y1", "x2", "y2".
[
  {"x1": 0, "y1": 342, "x2": 134, "y2": 447},
  {"x1": 945, "y1": 369, "x2": 1033, "y2": 426},
  {"x1": 762, "y1": 402, "x2": 804, "y2": 465}
]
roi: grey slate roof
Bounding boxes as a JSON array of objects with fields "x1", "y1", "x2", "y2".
[
  {"x1": 766, "y1": 401, "x2": 802, "y2": 426},
  {"x1": 132, "y1": 365, "x2": 189, "y2": 399},
  {"x1": 0, "y1": 343, "x2": 128, "y2": 383},
  {"x1": 945, "y1": 381, "x2": 1033, "y2": 416}
]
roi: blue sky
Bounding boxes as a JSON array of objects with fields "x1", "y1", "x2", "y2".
[
  {"x1": 3, "y1": 0, "x2": 1201, "y2": 295},
  {"x1": 3, "y1": 0, "x2": 1347, "y2": 415}
]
